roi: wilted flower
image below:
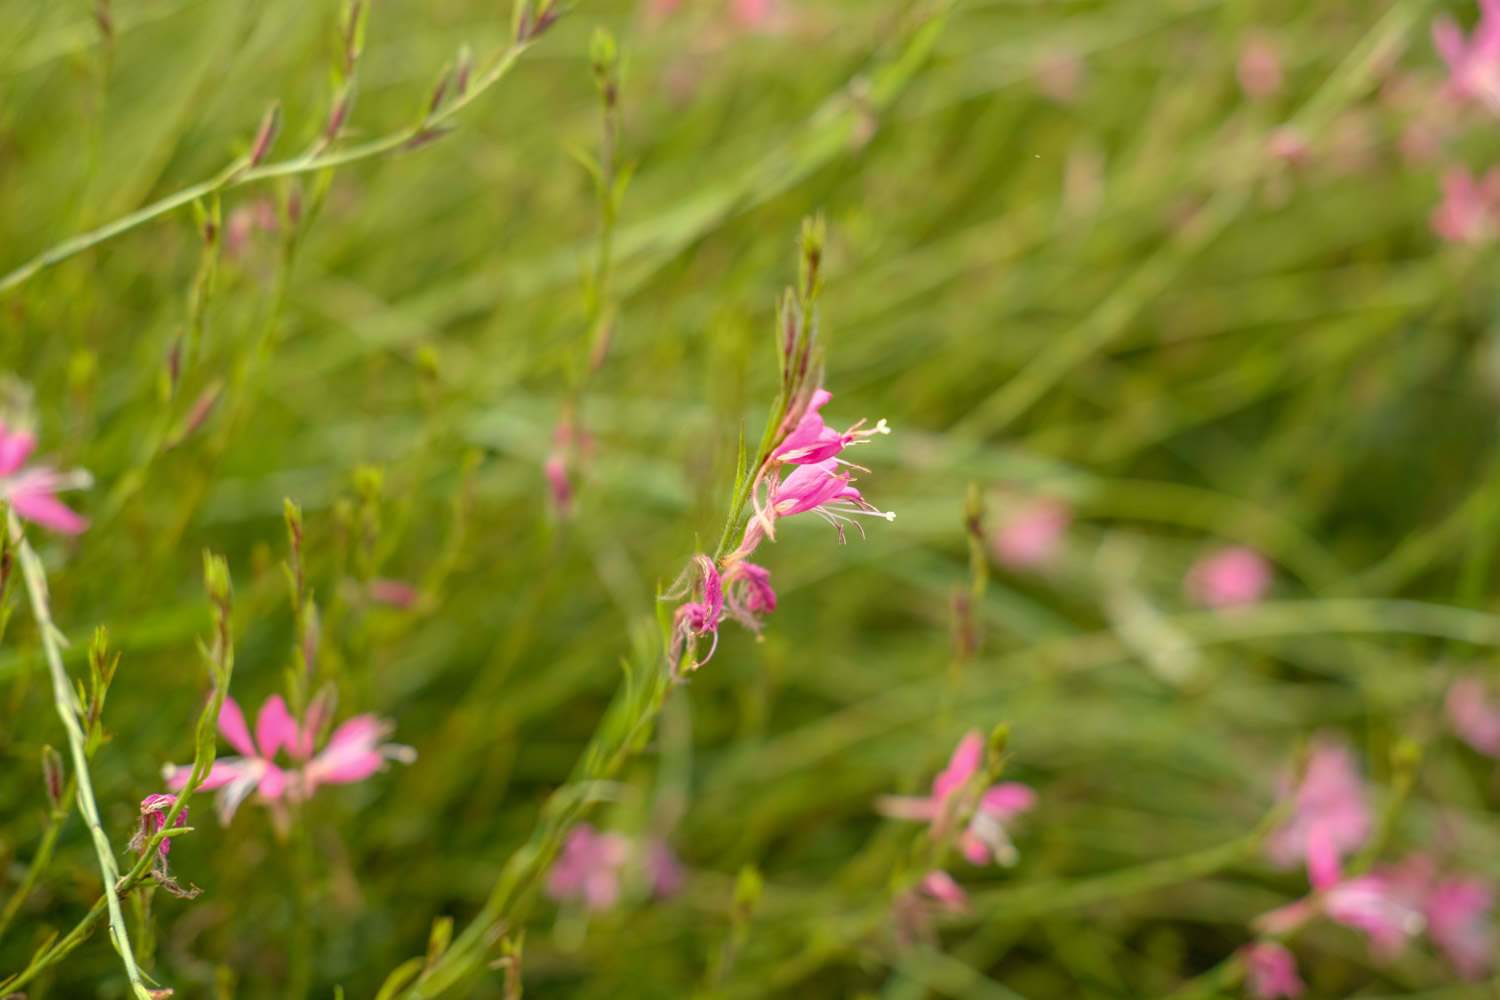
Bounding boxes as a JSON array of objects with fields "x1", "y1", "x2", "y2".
[
  {"x1": 877, "y1": 731, "x2": 1036, "y2": 866},
  {"x1": 1237, "y1": 35, "x2": 1284, "y2": 99},
  {"x1": 1242, "y1": 941, "x2": 1304, "y2": 999},
  {"x1": 1447, "y1": 675, "x2": 1500, "y2": 757},
  {"x1": 129, "y1": 793, "x2": 187, "y2": 862},
  {"x1": 991, "y1": 498, "x2": 1070, "y2": 570},
  {"x1": 666, "y1": 554, "x2": 724, "y2": 673},
  {"x1": 1185, "y1": 546, "x2": 1271, "y2": 608},
  {"x1": 547, "y1": 823, "x2": 633, "y2": 911},
  {"x1": 1265, "y1": 736, "x2": 1372, "y2": 885},
  {"x1": 163, "y1": 694, "x2": 414, "y2": 825},
  {"x1": 721, "y1": 560, "x2": 776, "y2": 634},
  {"x1": 1433, "y1": 0, "x2": 1500, "y2": 112},
  {"x1": 0, "y1": 420, "x2": 89, "y2": 535},
  {"x1": 1431, "y1": 166, "x2": 1500, "y2": 244}
]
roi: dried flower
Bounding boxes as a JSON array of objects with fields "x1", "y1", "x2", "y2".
[{"x1": 130, "y1": 793, "x2": 187, "y2": 861}]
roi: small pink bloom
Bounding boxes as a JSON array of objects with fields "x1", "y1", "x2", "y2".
[
  {"x1": 1433, "y1": 1, "x2": 1500, "y2": 112},
  {"x1": 1431, "y1": 166, "x2": 1500, "y2": 244},
  {"x1": 368, "y1": 577, "x2": 421, "y2": 609},
  {"x1": 1265, "y1": 736, "x2": 1372, "y2": 886},
  {"x1": 731, "y1": 0, "x2": 772, "y2": 29},
  {"x1": 1185, "y1": 546, "x2": 1271, "y2": 608},
  {"x1": 748, "y1": 458, "x2": 894, "y2": 548},
  {"x1": 771, "y1": 390, "x2": 889, "y2": 466},
  {"x1": 877, "y1": 731, "x2": 1036, "y2": 866},
  {"x1": 991, "y1": 498, "x2": 1070, "y2": 570},
  {"x1": 1323, "y1": 869, "x2": 1428, "y2": 960},
  {"x1": 163, "y1": 694, "x2": 413, "y2": 824},
  {"x1": 1034, "y1": 49, "x2": 1085, "y2": 103},
  {"x1": 1447, "y1": 675, "x2": 1500, "y2": 757},
  {"x1": 0, "y1": 420, "x2": 89, "y2": 535},
  {"x1": 1242, "y1": 941, "x2": 1304, "y2": 999},
  {"x1": 919, "y1": 870, "x2": 969, "y2": 911},
  {"x1": 1265, "y1": 126, "x2": 1310, "y2": 165},
  {"x1": 1237, "y1": 36, "x2": 1284, "y2": 99},
  {"x1": 543, "y1": 454, "x2": 573, "y2": 515},
  {"x1": 721, "y1": 560, "x2": 776, "y2": 633},
  {"x1": 547, "y1": 823, "x2": 632, "y2": 911},
  {"x1": 667, "y1": 554, "x2": 724, "y2": 672},
  {"x1": 645, "y1": 838, "x2": 686, "y2": 899},
  {"x1": 130, "y1": 793, "x2": 187, "y2": 861},
  {"x1": 1425, "y1": 878, "x2": 1494, "y2": 979}
]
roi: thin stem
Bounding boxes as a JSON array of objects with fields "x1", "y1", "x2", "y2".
[
  {"x1": 8, "y1": 511, "x2": 151, "y2": 1000},
  {"x1": 0, "y1": 41, "x2": 534, "y2": 297},
  {"x1": 0, "y1": 776, "x2": 76, "y2": 943}
]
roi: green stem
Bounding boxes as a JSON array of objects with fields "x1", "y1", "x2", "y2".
[
  {"x1": 0, "y1": 41, "x2": 535, "y2": 297},
  {"x1": 0, "y1": 776, "x2": 76, "y2": 943},
  {"x1": 8, "y1": 511, "x2": 151, "y2": 1000}
]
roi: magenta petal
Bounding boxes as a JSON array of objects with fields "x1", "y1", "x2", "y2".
[
  {"x1": 9, "y1": 487, "x2": 87, "y2": 534},
  {"x1": 920, "y1": 870, "x2": 968, "y2": 910},
  {"x1": 959, "y1": 833, "x2": 990, "y2": 866},
  {"x1": 307, "y1": 715, "x2": 386, "y2": 784},
  {"x1": 255, "y1": 695, "x2": 298, "y2": 760},
  {"x1": 980, "y1": 782, "x2": 1037, "y2": 818},
  {"x1": 174, "y1": 758, "x2": 249, "y2": 791},
  {"x1": 932, "y1": 731, "x2": 984, "y2": 801},
  {"x1": 0, "y1": 428, "x2": 36, "y2": 477},
  {"x1": 1432, "y1": 16, "x2": 1466, "y2": 67},
  {"x1": 217, "y1": 697, "x2": 259, "y2": 757},
  {"x1": 257, "y1": 763, "x2": 287, "y2": 800}
]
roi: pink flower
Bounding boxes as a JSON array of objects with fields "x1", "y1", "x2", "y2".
[
  {"x1": 1185, "y1": 546, "x2": 1271, "y2": 608},
  {"x1": 163, "y1": 694, "x2": 414, "y2": 825},
  {"x1": 746, "y1": 458, "x2": 894, "y2": 549},
  {"x1": 645, "y1": 838, "x2": 686, "y2": 899},
  {"x1": 1425, "y1": 878, "x2": 1494, "y2": 979},
  {"x1": 721, "y1": 560, "x2": 776, "y2": 634},
  {"x1": 1034, "y1": 49, "x2": 1085, "y2": 103},
  {"x1": 666, "y1": 554, "x2": 724, "y2": 672},
  {"x1": 1434, "y1": 1, "x2": 1500, "y2": 112},
  {"x1": 130, "y1": 793, "x2": 187, "y2": 861},
  {"x1": 1323, "y1": 868, "x2": 1429, "y2": 959},
  {"x1": 368, "y1": 577, "x2": 420, "y2": 609},
  {"x1": 1447, "y1": 675, "x2": 1500, "y2": 757},
  {"x1": 543, "y1": 454, "x2": 572, "y2": 514},
  {"x1": 1237, "y1": 36, "x2": 1284, "y2": 99},
  {"x1": 0, "y1": 421, "x2": 89, "y2": 535},
  {"x1": 1431, "y1": 166, "x2": 1500, "y2": 244},
  {"x1": 1265, "y1": 126, "x2": 1310, "y2": 166},
  {"x1": 877, "y1": 731, "x2": 1036, "y2": 866},
  {"x1": 991, "y1": 498, "x2": 1070, "y2": 570},
  {"x1": 547, "y1": 823, "x2": 632, "y2": 911},
  {"x1": 919, "y1": 870, "x2": 969, "y2": 911},
  {"x1": 1265, "y1": 737, "x2": 1372, "y2": 886},
  {"x1": 1242, "y1": 941, "x2": 1304, "y2": 999},
  {"x1": 770, "y1": 390, "x2": 889, "y2": 466}
]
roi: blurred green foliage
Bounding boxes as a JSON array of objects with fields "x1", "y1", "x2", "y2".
[{"x1": 3, "y1": 0, "x2": 1500, "y2": 997}]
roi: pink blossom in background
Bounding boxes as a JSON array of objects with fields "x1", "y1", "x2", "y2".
[
  {"x1": 0, "y1": 420, "x2": 89, "y2": 534},
  {"x1": 225, "y1": 198, "x2": 278, "y2": 259},
  {"x1": 1399, "y1": 120, "x2": 1444, "y2": 166},
  {"x1": 543, "y1": 454, "x2": 572, "y2": 514},
  {"x1": 1242, "y1": 941, "x2": 1304, "y2": 999},
  {"x1": 919, "y1": 870, "x2": 969, "y2": 911},
  {"x1": 991, "y1": 497, "x2": 1070, "y2": 570},
  {"x1": 1431, "y1": 166, "x2": 1500, "y2": 244},
  {"x1": 1034, "y1": 49, "x2": 1085, "y2": 103},
  {"x1": 368, "y1": 577, "x2": 421, "y2": 609},
  {"x1": 1237, "y1": 35, "x2": 1284, "y2": 99},
  {"x1": 1265, "y1": 126, "x2": 1310, "y2": 166},
  {"x1": 731, "y1": 0, "x2": 772, "y2": 29},
  {"x1": 1322, "y1": 866, "x2": 1429, "y2": 960},
  {"x1": 547, "y1": 823, "x2": 632, "y2": 911},
  {"x1": 1425, "y1": 877, "x2": 1495, "y2": 979},
  {"x1": 163, "y1": 694, "x2": 414, "y2": 825},
  {"x1": 1433, "y1": 0, "x2": 1500, "y2": 112},
  {"x1": 1185, "y1": 546, "x2": 1271, "y2": 608},
  {"x1": 645, "y1": 838, "x2": 686, "y2": 899},
  {"x1": 130, "y1": 794, "x2": 186, "y2": 860},
  {"x1": 877, "y1": 730, "x2": 1037, "y2": 866},
  {"x1": 1447, "y1": 675, "x2": 1500, "y2": 757},
  {"x1": 1265, "y1": 736, "x2": 1372, "y2": 885}
]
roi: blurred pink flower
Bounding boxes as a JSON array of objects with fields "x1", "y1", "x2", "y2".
[
  {"x1": 1425, "y1": 877, "x2": 1494, "y2": 979},
  {"x1": 991, "y1": 498, "x2": 1070, "y2": 570},
  {"x1": 1034, "y1": 50, "x2": 1085, "y2": 103},
  {"x1": 543, "y1": 454, "x2": 572, "y2": 513},
  {"x1": 368, "y1": 577, "x2": 420, "y2": 609},
  {"x1": 645, "y1": 838, "x2": 686, "y2": 899},
  {"x1": 130, "y1": 793, "x2": 186, "y2": 861},
  {"x1": 1185, "y1": 546, "x2": 1271, "y2": 608},
  {"x1": 0, "y1": 420, "x2": 89, "y2": 534},
  {"x1": 1265, "y1": 126, "x2": 1310, "y2": 166},
  {"x1": 163, "y1": 694, "x2": 413, "y2": 824},
  {"x1": 1433, "y1": 0, "x2": 1500, "y2": 111},
  {"x1": 1265, "y1": 736, "x2": 1372, "y2": 886},
  {"x1": 919, "y1": 870, "x2": 969, "y2": 911},
  {"x1": 547, "y1": 823, "x2": 632, "y2": 911},
  {"x1": 1431, "y1": 166, "x2": 1500, "y2": 244},
  {"x1": 877, "y1": 731, "x2": 1036, "y2": 866},
  {"x1": 1237, "y1": 36, "x2": 1284, "y2": 99},
  {"x1": 1242, "y1": 941, "x2": 1304, "y2": 999},
  {"x1": 1447, "y1": 675, "x2": 1500, "y2": 756}
]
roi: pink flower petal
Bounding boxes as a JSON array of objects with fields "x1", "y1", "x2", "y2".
[
  {"x1": 0, "y1": 427, "x2": 36, "y2": 477},
  {"x1": 306, "y1": 715, "x2": 387, "y2": 785},
  {"x1": 980, "y1": 782, "x2": 1037, "y2": 819},
  {"x1": 255, "y1": 695, "x2": 298, "y2": 760},
  {"x1": 1447, "y1": 676, "x2": 1500, "y2": 758},
  {"x1": 216, "y1": 697, "x2": 259, "y2": 757},
  {"x1": 932, "y1": 731, "x2": 984, "y2": 802},
  {"x1": 1243, "y1": 942, "x2": 1305, "y2": 999},
  {"x1": 919, "y1": 870, "x2": 969, "y2": 910},
  {"x1": 9, "y1": 486, "x2": 87, "y2": 534}
]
